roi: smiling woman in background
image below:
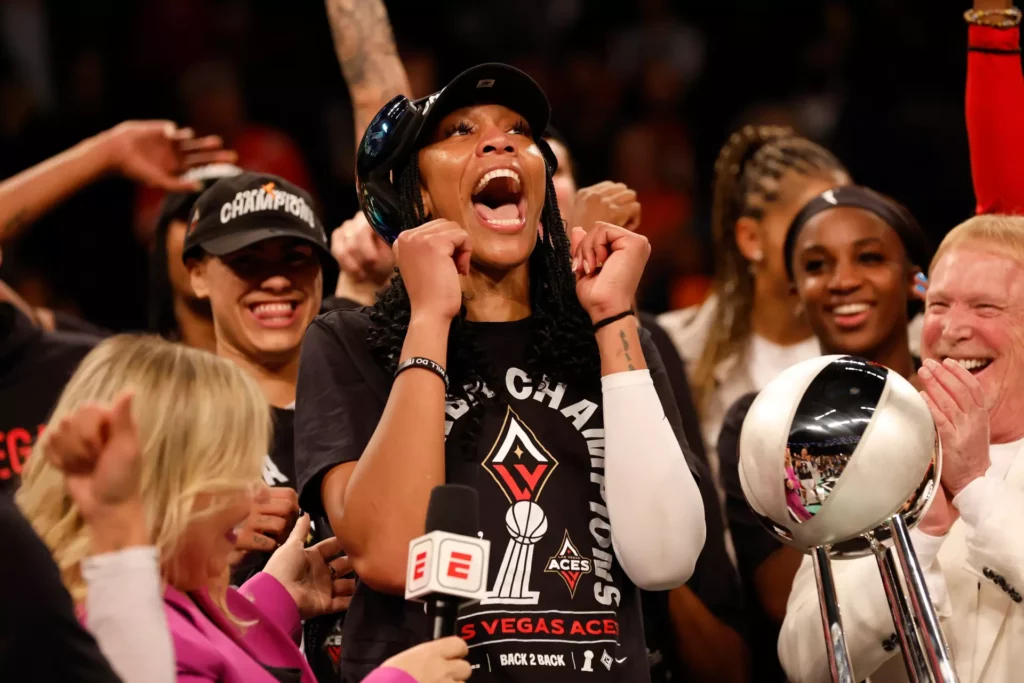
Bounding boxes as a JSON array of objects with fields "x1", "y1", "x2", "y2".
[{"x1": 716, "y1": 185, "x2": 932, "y2": 678}]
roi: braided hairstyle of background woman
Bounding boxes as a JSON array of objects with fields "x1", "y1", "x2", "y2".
[
  {"x1": 368, "y1": 154, "x2": 601, "y2": 456},
  {"x1": 691, "y1": 125, "x2": 848, "y2": 415}
]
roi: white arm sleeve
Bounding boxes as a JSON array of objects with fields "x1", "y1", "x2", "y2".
[
  {"x1": 602, "y1": 369, "x2": 706, "y2": 590},
  {"x1": 82, "y1": 547, "x2": 174, "y2": 683}
]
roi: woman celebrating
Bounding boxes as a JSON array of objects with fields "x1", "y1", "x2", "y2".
[
  {"x1": 18, "y1": 335, "x2": 471, "y2": 683},
  {"x1": 717, "y1": 185, "x2": 932, "y2": 678},
  {"x1": 657, "y1": 126, "x2": 851, "y2": 501},
  {"x1": 294, "y1": 63, "x2": 705, "y2": 682}
]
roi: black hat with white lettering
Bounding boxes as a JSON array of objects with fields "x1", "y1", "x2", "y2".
[{"x1": 182, "y1": 172, "x2": 331, "y2": 267}]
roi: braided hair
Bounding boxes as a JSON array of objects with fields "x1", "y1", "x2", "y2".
[
  {"x1": 367, "y1": 151, "x2": 600, "y2": 458},
  {"x1": 691, "y1": 125, "x2": 848, "y2": 415}
]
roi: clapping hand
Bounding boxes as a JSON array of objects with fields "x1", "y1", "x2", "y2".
[
  {"x1": 42, "y1": 391, "x2": 149, "y2": 553},
  {"x1": 918, "y1": 358, "x2": 991, "y2": 497},
  {"x1": 263, "y1": 514, "x2": 356, "y2": 620}
]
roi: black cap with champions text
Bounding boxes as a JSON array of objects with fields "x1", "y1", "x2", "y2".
[{"x1": 182, "y1": 172, "x2": 332, "y2": 269}]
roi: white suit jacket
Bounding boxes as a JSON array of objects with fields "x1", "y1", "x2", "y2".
[{"x1": 778, "y1": 439, "x2": 1024, "y2": 683}]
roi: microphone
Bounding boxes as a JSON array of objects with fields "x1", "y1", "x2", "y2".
[{"x1": 405, "y1": 484, "x2": 491, "y2": 639}]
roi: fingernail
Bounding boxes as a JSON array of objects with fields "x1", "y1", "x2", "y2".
[
  {"x1": 915, "y1": 284, "x2": 926, "y2": 294},
  {"x1": 919, "y1": 366, "x2": 932, "y2": 378},
  {"x1": 584, "y1": 261, "x2": 591, "y2": 275},
  {"x1": 572, "y1": 257, "x2": 579, "y2": 272},
  {"x1": 942, "y1": 358, "x2": 958, "y2": 369},
  {"x1": 916, "y1": 273, "x2": 928, "y2": 282}
]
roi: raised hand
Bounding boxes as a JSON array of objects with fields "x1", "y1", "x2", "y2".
[
  {"x1": 917, "y1": 358, "x2": 991, "y2": 497},
  {"x1": 43, "y1": 391, "x2": 149, "y2": 552},
  {"x1": 570, "y1": 222, "x2": 651, "y2": 322},
  {"x1": 263, "y1": 514, "x2": 356, "y2": 620},
  {"x1": 331, "y1": 211, "x2": 396, "y2": 286},
  {"x1": 380, "y1": 636, "x2": 472, "y2": 683},
  {"x1": 99, "y1": 121, "x2": 237, "y2": 193},
  {"x1": 571, "y1": 181, "x2": 641, "y2": 235},
  {"x1": 393, "y1": 219, "x2": 472, "y2": 322},
  {"x1": 232, "y1": 486, "x2": 300, "y2": 556}
]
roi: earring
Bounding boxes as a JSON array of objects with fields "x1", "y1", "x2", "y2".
[{"x1": 747, "y1": 250, "x2": 764, "y2": 275}]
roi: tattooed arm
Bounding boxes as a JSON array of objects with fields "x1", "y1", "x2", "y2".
[{"x1": 325, "y1": 0, "x2": 413, "y2": 144}]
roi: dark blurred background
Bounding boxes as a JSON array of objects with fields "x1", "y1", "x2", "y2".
[{"x1": 0, "y1": 0, "x2": 974, "y2": 330}]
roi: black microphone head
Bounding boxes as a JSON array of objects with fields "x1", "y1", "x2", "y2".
[{"x1": 425, "y1": 484, "x2": 479, "y2": 537}]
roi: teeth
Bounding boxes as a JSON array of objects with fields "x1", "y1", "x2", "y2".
[
  {"x1": 252, "y1": 302, "x2": 293, "y2": 315},
  {"x1": 486, "y1": 218, "x2": 523, "y2": 226},
  {"x1": 834, "y1": 303, "x2": 870, "y2": 315},
  {"x1": 474, "y1": 168, "x2": 521, "y2": 194},
  {"x1": 952, "y1": 358, "x2": 991, "y2": 370}
]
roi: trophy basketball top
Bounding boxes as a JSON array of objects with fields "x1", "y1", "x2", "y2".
[{"x1": 738, "y1": 355, "x2": 940, "y2": 555}]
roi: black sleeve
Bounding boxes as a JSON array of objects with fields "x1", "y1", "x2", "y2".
[
  {"x1": 294, "y1": 310, "x2": 388, "y2": 517},
  {"x1": 638, "y1": 328, "x2": 700, "y2": 483},
  {"x1": 684, "y1": 454, "x2": 750, "y2": 638},
  {"x1": 637, "y1": 311, "x2": 708, "y2": 466},
  {"x1": 718, "y1": 392, "x2": 783, "y2": 586},
  {"x1": 0, "y1": 499, "x2": 122, "y2": 683}
]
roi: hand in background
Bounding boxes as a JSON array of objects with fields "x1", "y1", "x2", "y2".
[
  {"x1": 571, "y1": 181, "x2": 641, "y2": 235},
  {"x1": 231, "y1": 486, "x2": 300, "y2": 560},
  {"x1": 263, "y1": 514, "x2": 356, "y2": 620},
  {"x1": 43, "y1": 391, "x2": 149, "y2": 553},
  {"x1": 99, "y1": 121, "x2": 238, "y2": 193}
]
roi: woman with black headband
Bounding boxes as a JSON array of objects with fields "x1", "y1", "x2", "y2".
[
  {"x1": 717, "y1": 185, "x2": 938, "y2": 673},
  {"x1": 294, "y1": 63, "x2": 704, "y2": 683}
]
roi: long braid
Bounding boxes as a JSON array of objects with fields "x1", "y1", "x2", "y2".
[
  {"x1": 368, "y1": 156, "x2": 598, "y2": 462},
  {"x1": 691, "y1": 126, "x2": 848, "y2": 416}
]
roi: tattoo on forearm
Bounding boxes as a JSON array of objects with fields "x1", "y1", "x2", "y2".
[
  {"x1": 325, "y1": 0, "x2": 412, "y2": 136},
  {"x1": 619, "y1": 330, "x2": 635, "y2": 371}
]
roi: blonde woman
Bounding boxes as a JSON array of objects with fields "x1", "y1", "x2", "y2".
[{"x1": 16, "y1": 337, "x2": 341, "y2": 682}]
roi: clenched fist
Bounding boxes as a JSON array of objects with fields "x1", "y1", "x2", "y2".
[
  {"x1": 570, "y1": 222, "x2": 651, "y2": 323},
  {"x1": 393, "y1": 219, "x2": 472, "y2": 323}
]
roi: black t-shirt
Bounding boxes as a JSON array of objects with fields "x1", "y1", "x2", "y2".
[
  {"x1": 0, "y1": 497, "x2": 122, "y2": 682},
  {"x1": 643, "y1": 453, "x2": 748, "y2": 683},
  {"x1": 0, "y1": 303, "x2": 97, "y2": 496},
  {"x1": 229, "y1": 406, "x2": 345, "y2": 682},
  {"x1": 719, "y1": 391, "x2": 788, "y2": 683},
  {"x1": 295, "y1": 308, "x2": 697, "y2": 683}
]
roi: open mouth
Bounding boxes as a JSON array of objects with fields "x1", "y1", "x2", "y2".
[
  {"x1": 248, "y1": 301, "x2": 300, "y2": 328},
  {"x1": 829, "y1": 302, "x2": 873, "y2": 329},
  {"x1": 471, "y1": 168, "x2": 526, "y2": 231},
  {"x1": 943, "y1": 357, "x2": 993, "y2": 375}
]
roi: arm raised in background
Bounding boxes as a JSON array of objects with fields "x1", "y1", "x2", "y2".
[
  {"x1": 0, "y1": 121, "x2": 233, "y2": 244},
  {"x1": 325, "y1": 0, "x2": 413, "y2": 143},
  {"x1": 966, "y1": 0, "x2": 1024, "y2": 214}
]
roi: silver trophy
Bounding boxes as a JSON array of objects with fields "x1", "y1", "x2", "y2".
[{"x1": 738, "y1": 356, "x2": 958, "y2": 683}]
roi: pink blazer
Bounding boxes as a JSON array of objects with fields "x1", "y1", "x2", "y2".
[{"x1": 165, "y1": 572, "x2": 413, "y2": 683}]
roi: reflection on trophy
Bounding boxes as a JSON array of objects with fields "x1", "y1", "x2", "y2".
[{"x1": 738, "y1": 355, "x2": 958, "y2": 683}]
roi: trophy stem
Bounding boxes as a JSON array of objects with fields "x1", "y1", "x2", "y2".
[
  {"x1": 812, "y1": 546, "x2": 855, "y2": 683},
  {"x1": 871, "y1": 538, "x2": 929, "y2": 682},
  {"x1": 887, "y1": 514, "x2": 960, "y2": 683}
]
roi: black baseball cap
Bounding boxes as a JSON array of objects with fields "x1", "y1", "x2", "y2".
[
  {"x1": 182, "y1": 172, "x2": 332, "y2": 270},
  {"x1": 415, "y1": 63, "x2": 550, "y2": 148}
]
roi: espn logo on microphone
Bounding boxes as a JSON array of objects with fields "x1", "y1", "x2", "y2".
[{"x1": 405, "y1": 531, "x2": 491, "y2": 603}]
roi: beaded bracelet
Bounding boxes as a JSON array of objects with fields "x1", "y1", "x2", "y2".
[{"x1": 964, "y1": 7, "x2": 1022, "y2": 28}]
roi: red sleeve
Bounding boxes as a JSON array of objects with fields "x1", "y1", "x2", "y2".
[{"x1": 967, "y1": 25, "x2": 1024, "y2": 215}]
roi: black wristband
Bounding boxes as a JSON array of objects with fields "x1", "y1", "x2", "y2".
[
  {"x1": 395, "y1": 356, "x2": 449, "y2": 391},
  {"x1": 592, "y1": 309, "x2": 635, "y2": 331}
]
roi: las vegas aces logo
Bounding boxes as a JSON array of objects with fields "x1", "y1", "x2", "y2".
[{"x1": 480, "y1": 406, "x2": 557, "y2": 605}]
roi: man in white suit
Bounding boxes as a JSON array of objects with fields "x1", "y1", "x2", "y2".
[{"x1": 778, "y1": 214, "x2": 1024, "y2": 683}]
